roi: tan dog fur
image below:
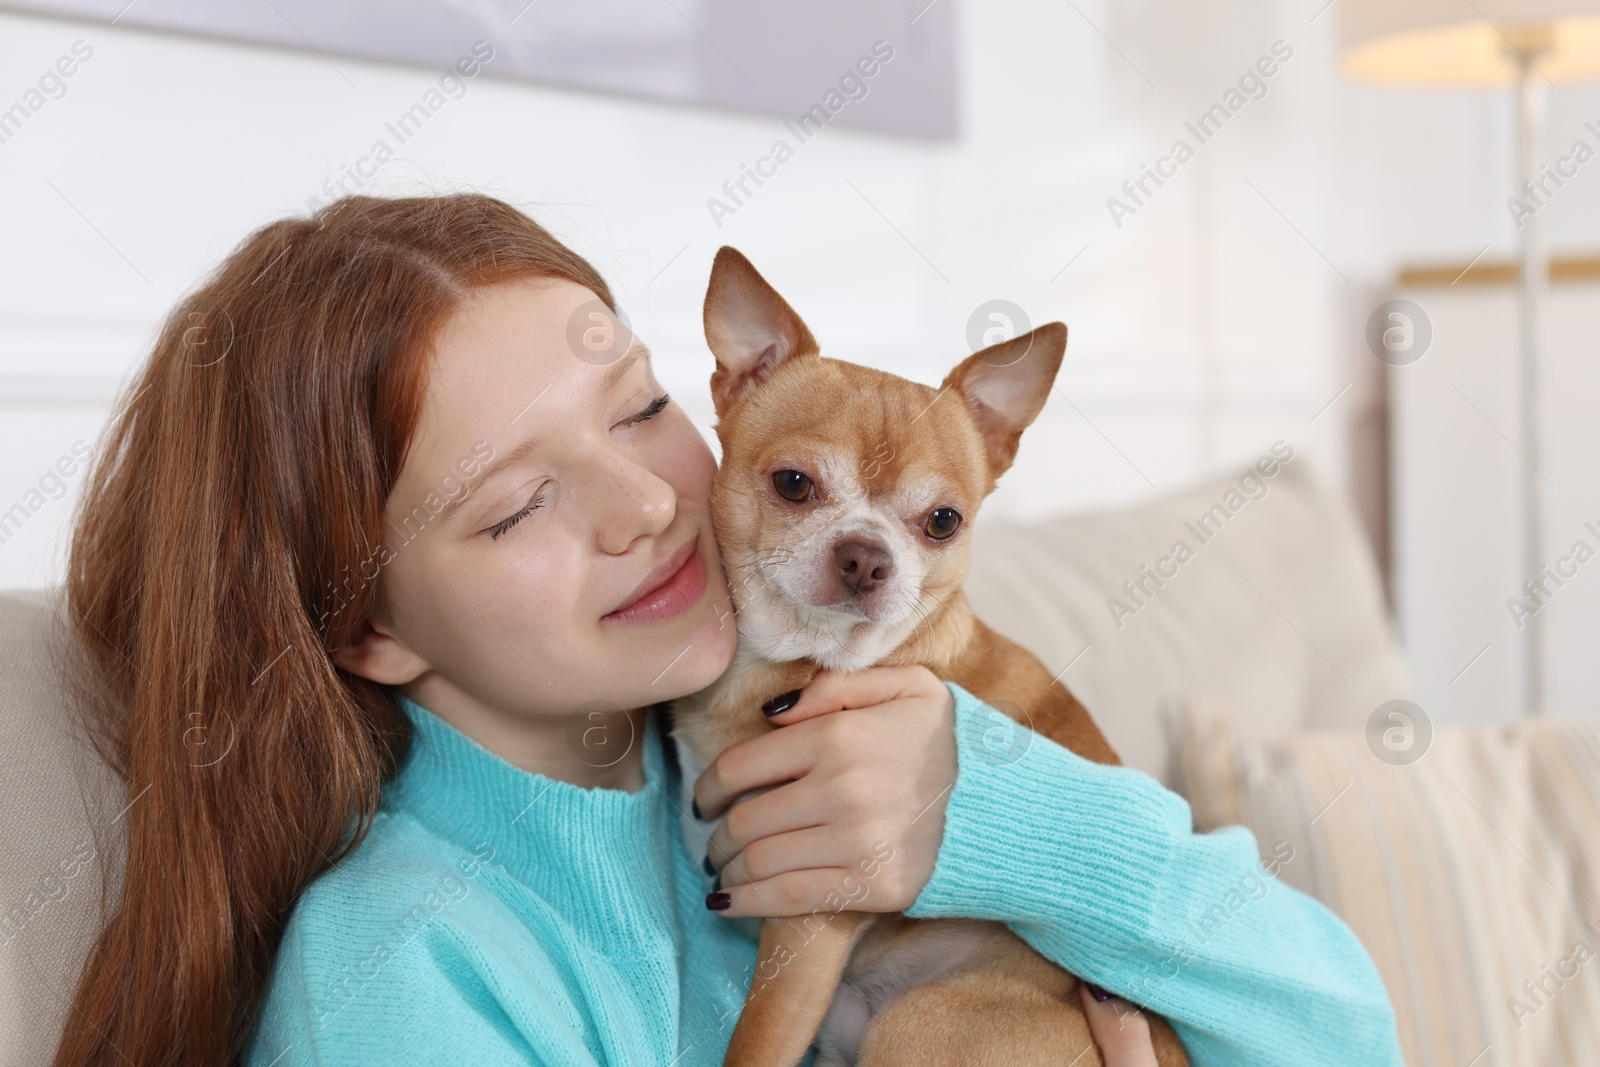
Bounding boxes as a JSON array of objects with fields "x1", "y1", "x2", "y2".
[{"x1": 672, "y1": 248, "x2": 1188, "y2": 1067}]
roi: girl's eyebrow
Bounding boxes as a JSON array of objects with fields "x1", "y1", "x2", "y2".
[
  {"x1": 431, "y1": 435, "x2": 542, "y2": 527},
  {"x1": 599, "y1": 342, "x2": 650, "y2": 390}
]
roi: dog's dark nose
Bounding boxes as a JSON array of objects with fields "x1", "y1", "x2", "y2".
[{"x1": 834, "y1": 539, "x2": 893, "y2": 594}]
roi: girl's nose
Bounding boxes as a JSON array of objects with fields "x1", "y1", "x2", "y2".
[{"x1": 593, "y1": 454, "x2": 677, "y2": 556}]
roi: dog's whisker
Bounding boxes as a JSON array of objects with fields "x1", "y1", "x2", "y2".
[{"x1": 904, "y1": 585, "x2": 952, "y2": 648}]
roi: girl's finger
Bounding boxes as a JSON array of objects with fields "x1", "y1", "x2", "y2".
[
  {"x1": 1079, "y1": 983, "x2": 1159, "y2": 1067},
  {"x1": 693, "y1": 684, "x2": 928, "y2": 821},
  {"x1": 693, "y1": 724, "x2": 819, "y2": 821},
  {"x1": 704, "y1": 866, "x2": 875, "y2": 919},
  {"x1": 703, "y1": 779, "x2": 827, "y2": 865},
  {"x1": 710, "y1": 824, "x2": 874, "y2": 885},
  {"x1": 763, "y1": 665, "x2": 935, "y2": 724}
]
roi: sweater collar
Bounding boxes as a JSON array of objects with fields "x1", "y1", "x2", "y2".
[{"x1": 382, "y1": 691, "x2": 682, "y2": 951}]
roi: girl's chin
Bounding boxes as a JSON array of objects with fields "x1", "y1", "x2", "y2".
[{"x1": 643, "y1": 617, "x2": 738, "y2": 700}]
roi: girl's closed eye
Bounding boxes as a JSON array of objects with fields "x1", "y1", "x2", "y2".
[
  {"x1": 622, "y1": 393, "x2": 670, "y2": 426},
  {"x1": 483, "y1": 395, "x2": 665, "y2": 543},
  {"x1": 489, "y1": 486, "x2": 547, "y2": 541},
  {"x1": 488, "y1": 395, "x2": 669, "y2": 541}
]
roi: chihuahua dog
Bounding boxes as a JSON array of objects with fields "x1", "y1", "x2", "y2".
[{"x1": 670, "y1": 248, "x2": 1188, "y2": 1067}]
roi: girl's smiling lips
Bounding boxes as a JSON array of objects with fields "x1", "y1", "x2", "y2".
[{"x1": 602, "y1": 534, "x2": 707, "y2": 624}]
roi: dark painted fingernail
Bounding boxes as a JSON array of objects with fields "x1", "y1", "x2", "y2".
[
  {"x1": 705, "y1": 891, "x2": 731, "y2": 911},
  {"x1": 1087, "y1": 983, "x2": 1113, "y2": 1002},
  {"x1": 711, "y1": 873, "x2": 722, "y2": 892},
  {"x1": 691, "y1": 796, "x2": 703, "y2": 820},
  {"x1": 762, "y1": 689, "x2": 802, "y2": 716},
  {"x1": 702, "y1": 854, "x2": 716, "y2": 876}
]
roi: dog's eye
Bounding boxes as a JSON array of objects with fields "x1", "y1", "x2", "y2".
[
  {"x1": 772, "y1": 469, "x2": 813, "y2": 502},
  {"x1": 924, "y1": 507, "x2": 962, "y2": 540}
]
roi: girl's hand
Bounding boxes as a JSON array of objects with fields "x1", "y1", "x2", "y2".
[
  {"x1": 694, "y1": 665, "x2": 957, "y2": 918},
  {"x1": 693, "y1": 670, "x2": 1166, "y2": 1066},
  {"x1": 1081, "y1": 984, "x2": 1161, "y2": 1067}
]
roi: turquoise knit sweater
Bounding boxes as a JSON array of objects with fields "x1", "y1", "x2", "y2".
[{"x1": 243, "y1": 682, "x2": 1403, "y2": 1066}]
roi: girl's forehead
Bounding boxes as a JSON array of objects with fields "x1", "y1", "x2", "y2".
[
  {"x1": 400, "y1": 279, "x2": 645, "y2": 491},
  {"x1": 425, "y1": 279, "x2": 617, "y2": 413},
  {"x1": 435, "y1": 276, "x2": 602, "y2": 362}
]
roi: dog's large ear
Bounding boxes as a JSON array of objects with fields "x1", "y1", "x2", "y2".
[
  {"x1": 704, "y1": 246, "x2": 819, "y2": 418},
  {"x1": 941, "y1": 322, "x2": 1066, "y2": 481}
]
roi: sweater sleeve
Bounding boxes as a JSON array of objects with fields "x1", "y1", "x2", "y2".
[{"x1": 903, "y1": 681, "x2": 1405, "y2": 1067}]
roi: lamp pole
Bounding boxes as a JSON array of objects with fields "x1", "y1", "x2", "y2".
[{"x1": 1512, "y1": 41, "x2": 1548, "y2": 718}]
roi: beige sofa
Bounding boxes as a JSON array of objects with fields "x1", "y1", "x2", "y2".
[{"x1": 1, "y1": 458, "x2": 1410, "y2": 1063}]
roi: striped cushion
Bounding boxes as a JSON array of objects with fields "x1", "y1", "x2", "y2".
[{"x1": 1174, "y1": 701, "x2": 1600, "y2": 1066}]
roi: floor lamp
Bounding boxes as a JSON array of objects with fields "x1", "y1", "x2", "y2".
[{"x1": 1340, "y1": 0, "x2": 1600, "y2": 717}]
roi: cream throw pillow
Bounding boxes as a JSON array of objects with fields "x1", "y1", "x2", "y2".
[{"x1": 1174, "y1": 702, "x2": 1600, "y2": 1067}]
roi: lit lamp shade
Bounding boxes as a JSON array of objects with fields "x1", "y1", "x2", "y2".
[{"x1": 1341, "y1": 0, "x2": 1600, "y2": 85}]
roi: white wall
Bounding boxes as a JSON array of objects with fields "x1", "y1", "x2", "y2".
[
  {"x1": 0, "y1": 0, "x2": 1351, "y2": 576},
  {"x1": 2, "y1": 0, "x2": 1596, "y2": 729}
]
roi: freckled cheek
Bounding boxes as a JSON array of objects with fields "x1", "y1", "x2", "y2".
[
  {"x1": 657, "y1": 421, "x2": 717, "y2": 504},
  {"x1": 490, "y1": 539, "x2": 595, "y2": 632},
  {"x1": 390, "y1": 538, "x2": 593, "y2": 665}
]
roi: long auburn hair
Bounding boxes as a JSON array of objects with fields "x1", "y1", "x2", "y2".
[{"x1": 54, "y1": 194, "x2": 615, "y2": 1066}]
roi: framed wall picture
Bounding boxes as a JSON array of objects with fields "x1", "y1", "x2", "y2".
[{"x1": 1, "y1": 0, "x2": 958, "y2": 137}]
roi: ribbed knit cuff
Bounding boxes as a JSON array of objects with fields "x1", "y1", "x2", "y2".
[
  {"x1": 904, "y1": 681, "x2": 1189, "y2": 968},
  {"x1": 903, "y1": 685, "x2": 1408, "y2": 1067}
]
